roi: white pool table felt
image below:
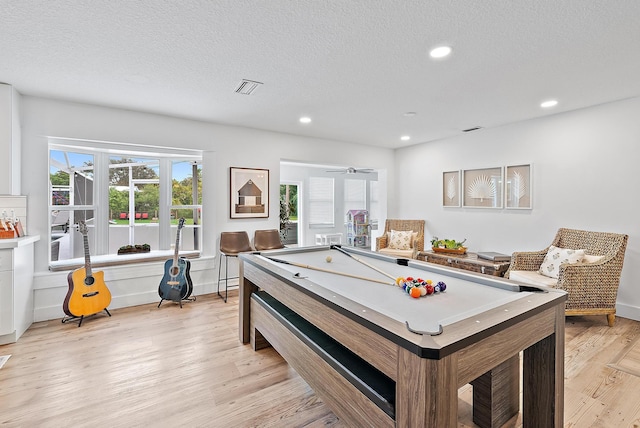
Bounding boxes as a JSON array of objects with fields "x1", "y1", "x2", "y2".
[{"x1": 259, "y1": 248, "x2": 531, "y2": 335}]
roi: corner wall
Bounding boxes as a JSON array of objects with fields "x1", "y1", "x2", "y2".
[{"x1": 394, "y1": 96, "x2": 640, "y2": 321}]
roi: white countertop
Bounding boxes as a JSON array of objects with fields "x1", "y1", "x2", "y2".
[{"x1": 0, "y1": 235, "x2": 41, "y2": 249}]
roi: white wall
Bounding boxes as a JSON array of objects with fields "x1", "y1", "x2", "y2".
[
  {"x1": 20, "y1": 96, "x2": 394, "y2": 321},
  {"x1": 394, "y1": 96, "x2": 640, "y2": 321},
  {"x1": 0, "y1": 84, "x2": 21, "y2": 195},
  {"x1": 16, "y1": 94, "x2": 640, "y2": 322}
]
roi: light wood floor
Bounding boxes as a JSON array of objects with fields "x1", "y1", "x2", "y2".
[{"x1": 1, "y1": 291, "x2": 640, "y2": 427}]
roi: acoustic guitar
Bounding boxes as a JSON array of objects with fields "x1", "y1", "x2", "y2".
[
  {"x1": 158, "y1": 217, "x2": 193, "y2": 306},
  {"x1": 63, "y1": 221, "x2": 112, "y2": 322}
]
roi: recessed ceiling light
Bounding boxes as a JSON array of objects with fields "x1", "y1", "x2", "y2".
[
  {"x1": 403, "y1": 112, "x2": 417, "y2": 117},
  {"x1": 429, "y1": 46, "x2": 452, "y2": 59},
  {"x1": 299, "y1": 116, "x2": 312, "y2": 124},
  {"x1": 400, "y1": 135, "x2": 411, "y2": 141},
  {"x1": 540, "y1": 100, "x2": 558, "y2": 108}
]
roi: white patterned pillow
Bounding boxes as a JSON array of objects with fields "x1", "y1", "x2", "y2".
[
  {"x1": 539, "y1": 245, "x2": 585, "y2": 279},
  {"x1": 389, "y1": 230, "x2": 413, "y2": 250},
  {"x1": 386, "y1": 231, "x2": 419, "y2": 248}
]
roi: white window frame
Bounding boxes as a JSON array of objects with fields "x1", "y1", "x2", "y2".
[{"x1": 48, "y1": 139, "x2": 202, "y2": 267}]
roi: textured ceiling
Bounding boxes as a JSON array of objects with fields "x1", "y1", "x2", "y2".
[{"x1": 2, "y1": 1, "x2": 640, "y2": 148}]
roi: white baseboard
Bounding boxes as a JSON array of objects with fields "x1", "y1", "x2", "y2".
[
  {"x1": 33, "y1": 279, "x2": 239, "y2": 323},
  {"x1": 616, "y1": 302, "x2": 640, "y2": 322}
]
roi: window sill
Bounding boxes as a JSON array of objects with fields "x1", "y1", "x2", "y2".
[{"x1": 49, "y1": 250, "x2": 201, "y2": 272}]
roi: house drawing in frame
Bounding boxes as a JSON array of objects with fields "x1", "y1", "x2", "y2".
[
  {"x1": 230, "y1": 167, "x2": 269, "y2": 218},
  {"x1": 236, "y1": 179, "x2": 264, "y2": 213}
]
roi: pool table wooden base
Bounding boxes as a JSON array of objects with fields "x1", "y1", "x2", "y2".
[
  {"x1": 251, "y1": 293, "x2": 395, "y2": 427},
  {"x1": 240, "y1": 249, "x2": 565, "y2": 427},
  {"x1": 250, "y1": 292, "x2": 536, "y2": 427},
  {"x1": 471, "y1": 354, "x2": 520, "y2": 427}
]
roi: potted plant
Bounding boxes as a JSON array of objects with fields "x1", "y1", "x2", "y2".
[
  {"x1": 431, "y1": 237, "x2": 467, "y2": 254},
  {"x1": 279, "y1": 198, "x2": 291, "y2": 239}
]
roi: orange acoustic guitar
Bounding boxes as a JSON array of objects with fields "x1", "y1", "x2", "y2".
[{"x1": 63, "y1": 220, "x2": 112, "y2": 326}]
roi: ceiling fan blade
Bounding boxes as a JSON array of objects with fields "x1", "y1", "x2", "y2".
[{"x1": 325, "y1": 167, "x2": 375, "y2": 174}]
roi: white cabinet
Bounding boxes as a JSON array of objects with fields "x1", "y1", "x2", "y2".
[
  {"x1": 0, "y1": 250, "x2": 13, "y2": 335},
  {"x1": 0, "y1": 236, "x2": 39, "y2": 344}
]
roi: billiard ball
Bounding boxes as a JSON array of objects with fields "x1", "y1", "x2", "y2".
[{"x1": 326, "y1": 256, "x2": 332, "y2": 263}]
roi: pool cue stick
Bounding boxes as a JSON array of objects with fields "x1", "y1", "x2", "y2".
[
  {"x1": 265, "y1": 257, "x2": 394, "y2": 286},
  {"x1": 331, "y1": 245, "x2": 397, "y2": 281}
]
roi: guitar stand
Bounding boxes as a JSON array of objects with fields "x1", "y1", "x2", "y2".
[
  {"x1": 157, "y1": 295, "x2": 196, "y2": 309},
  {"x1": 62, "y1": 308, "x2": 112, "y2": 327}
]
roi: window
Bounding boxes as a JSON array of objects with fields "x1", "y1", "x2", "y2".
[
  {"x1": 280, "y1": 183, "x2": 299, "y2": 245},
  {"x1": 50, "y1": 149, "x2": 96, "y2": 260},
  {"x1": 171, "y1": 161, "x2": 202, "y2": 252},
  {"x1": 344, "y1": 179, "x2": 366, "y2": 211},
  {"x1": 309, "y1": 177, "x2": 334, "y2": 228},
  {"x1": 108, "y1": 156, "x2": 160, "y2": 254},
  {"x1": 49, "y1": 141, "x2": 202, "y2": 264}
]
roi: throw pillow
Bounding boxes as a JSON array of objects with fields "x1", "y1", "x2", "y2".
[
  {"x1": 389, "y1": 230, "x2": 413, "y2": 250},
  {"x1": 539, "y1": 245, "x2": 586, "y2": 279}
]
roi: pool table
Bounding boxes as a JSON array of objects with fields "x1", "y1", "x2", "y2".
[{"x1": 239, "y1": 245, "x2": 566, "y2": 427}]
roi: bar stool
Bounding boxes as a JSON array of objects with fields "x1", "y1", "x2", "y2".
[
  {"x1": 254, "y1": 229, "x2": 285, "y2": 251},
  {"x1": 217, "y1": 231, "x2": 253, "y2": 302}
]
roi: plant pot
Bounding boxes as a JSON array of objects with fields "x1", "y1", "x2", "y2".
[{"x1": 432, "y1": 246, "x2": 467, "y2": 255}]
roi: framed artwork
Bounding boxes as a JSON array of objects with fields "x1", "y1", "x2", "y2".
[
  {"x1": 463, "y1": 167, "x2": 503, "y2": 208},
  {"x1": 442, "y1": 170, "x2": 461, "y2": 207},
  {"x1": 230, "y1": 167, "x2": 269, "y2": 218},
  {"x1": 505, "y1": 163, "x2": 532, "y2": 209}
]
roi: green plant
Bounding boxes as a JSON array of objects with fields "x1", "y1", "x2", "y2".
[
  {"x1": 279, "y1": 198, "x2": 291, "y2": 238},
  {"x1": 431, "y1": 237, "x2": 467, "y2": 249}
]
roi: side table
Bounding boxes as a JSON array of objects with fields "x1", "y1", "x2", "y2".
[
  {"x1": 315, "y1": 233, "x2": 343, "y2": 245},
  {"x1": 417, "y1": 251, "x2": 511, "y2": 277}
]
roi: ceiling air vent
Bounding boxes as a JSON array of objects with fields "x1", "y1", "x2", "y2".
[
  {"x1": 462, "y1": 126, "x2": 483, "y2": 133},
  {"x1": 235, "y1": 79, "x2": 263, "y2": 95}
]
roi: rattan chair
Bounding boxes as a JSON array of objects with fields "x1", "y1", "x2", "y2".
[
  {"x1": 254, "y1": 229, "x2": 285, "y2": 251},
  {"x1": 217, "y1": 231, "x2": 253, "y2": 303},
  {"x1": 375, "y1": 219, "x2": 425, "y2": 259},
  {"x1": 506, "y1": 228, "x2": 628, "y2": 326}
]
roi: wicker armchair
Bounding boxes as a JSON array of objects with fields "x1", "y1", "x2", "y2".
[
  {"x1": 506, "y1": 228, "x2": 628, "y2": 326},
  {"x1": 376, "y1": 219, "x2": 425, "y2": 259}
]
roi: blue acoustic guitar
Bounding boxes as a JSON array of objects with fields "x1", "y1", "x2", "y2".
[{"x1": 158, "y1": 218, "x2": 193, "y2": 307}]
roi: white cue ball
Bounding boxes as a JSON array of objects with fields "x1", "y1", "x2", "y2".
[{"x1": 326, "y1": 256, "x2": 332, "y2": 263}]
